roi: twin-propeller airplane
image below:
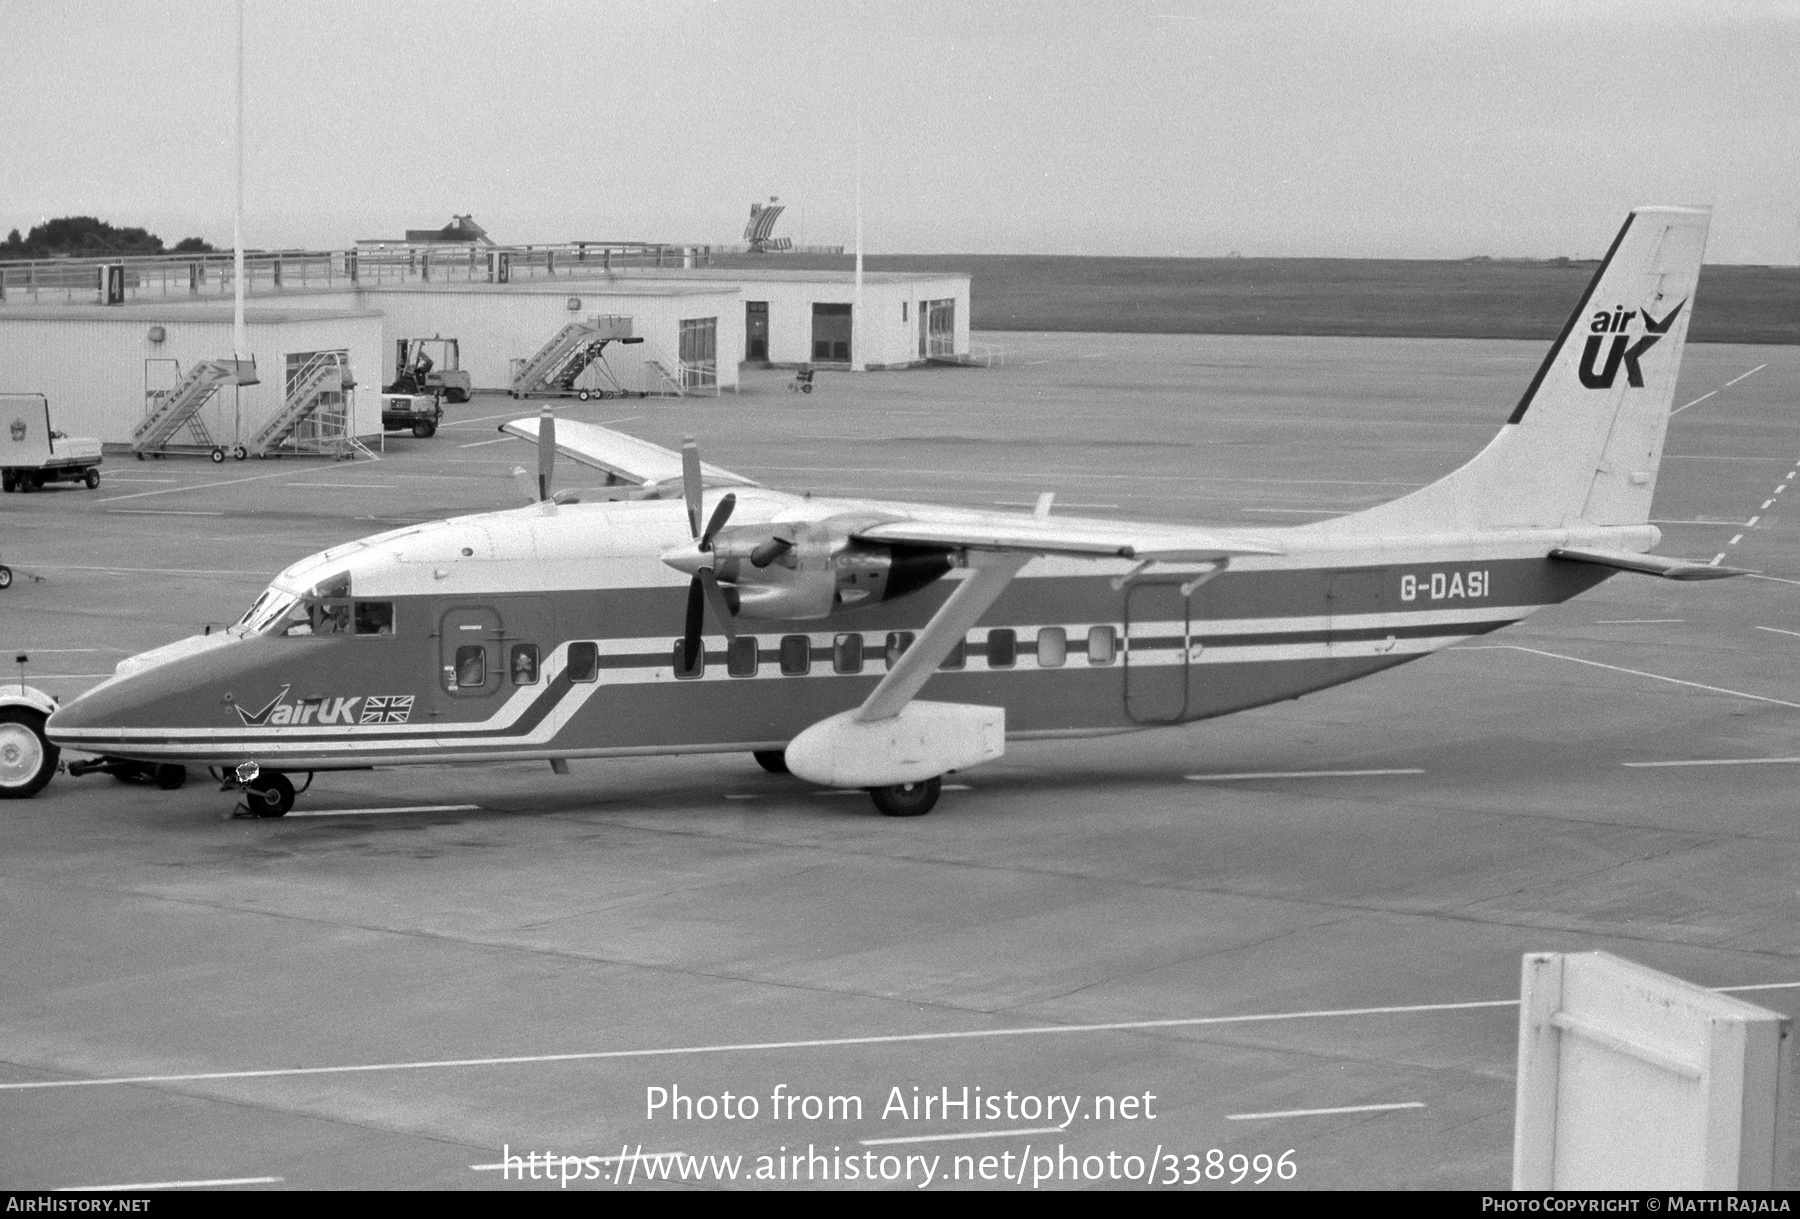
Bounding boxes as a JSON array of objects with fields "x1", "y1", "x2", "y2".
[{"x1": 0, "y1": 206, "x2": 1740, "y2": 817}]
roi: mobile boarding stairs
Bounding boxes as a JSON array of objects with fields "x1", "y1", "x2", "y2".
[
  {"x1": 510, "y1": 316, "x2": 643, "y2": 399},
  {"x1": 134, "y1": 354, "x2": 373, "y2": 462}
]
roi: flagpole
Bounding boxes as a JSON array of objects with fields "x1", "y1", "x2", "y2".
[{"x1": 233, "y1": 0, "x2": 246, "y2": 364}]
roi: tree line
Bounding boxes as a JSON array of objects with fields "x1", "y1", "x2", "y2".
[{"x1": 1, "y1": 216, "x2": 216, "y2": 260}]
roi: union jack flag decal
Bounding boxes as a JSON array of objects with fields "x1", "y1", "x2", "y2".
[{"x1": 360, "y1": 696, "x2": 415, "y2": 724}]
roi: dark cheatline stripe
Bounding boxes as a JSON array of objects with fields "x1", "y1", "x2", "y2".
[{"x1": 1507, "y1": 212, "x2": 1635, "y2": 425}]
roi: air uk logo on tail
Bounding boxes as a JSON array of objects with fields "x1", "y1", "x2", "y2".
[{"x1": 1578, "y1": 300, "x2": 1685, "y2": 389}]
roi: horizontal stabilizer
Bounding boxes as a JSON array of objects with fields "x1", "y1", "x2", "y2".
[{"x1": 1550, "y1": 547, "x2": 1747, "y2": 581}]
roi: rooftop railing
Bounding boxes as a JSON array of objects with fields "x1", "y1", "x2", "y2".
[{"x1": 0, "y1": 242, "x2": 719, "y2": 306}]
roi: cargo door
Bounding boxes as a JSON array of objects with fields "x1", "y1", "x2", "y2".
[
  {"x1": 1326, "y1": 567, "x2": 1391, "y2": 659},
  {"x1": 1124, "y1": 582, "x2": 1188, "y2": 723}
]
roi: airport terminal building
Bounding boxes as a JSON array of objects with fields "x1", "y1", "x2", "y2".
[{"x1": 0, "y1": 246, "x2": 970, "y2": 447}]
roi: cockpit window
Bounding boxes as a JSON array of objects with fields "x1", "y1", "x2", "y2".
[
  {"x1": 354, "y1": 601, "x2": 395, "y2": 636},
  {"x1": 266, "y1": 573, "x2": 357, "y2": 638},
  {"x1": 237, "y1": 588, "x2": 298, "y2": 636}
]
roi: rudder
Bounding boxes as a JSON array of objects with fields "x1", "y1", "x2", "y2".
[{"x1": 1313, "y1": 206, "x2": 1711, "y2": 534}]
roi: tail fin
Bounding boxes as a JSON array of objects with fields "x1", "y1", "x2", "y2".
[{"x1": 1315, "y1": 205, "x2": 1710, "y2": 534}]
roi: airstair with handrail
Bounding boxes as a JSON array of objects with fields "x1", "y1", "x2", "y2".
[
  {"x1": 644, "y1": 359, "x2": 686, "y2": 398},
  {"x1": 247, "y1": 352, "x2": 356, "y2": 457},
  {"x1": 511, "y1": 316, "x2": 635, "y2": 397},
  {"x1": 133, "y1": 358, "x2": 259, "y2": 456}
]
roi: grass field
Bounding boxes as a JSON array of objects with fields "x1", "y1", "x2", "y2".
[{"x1": 711, "y1": 251, "x2": 1800, "y2": 344}]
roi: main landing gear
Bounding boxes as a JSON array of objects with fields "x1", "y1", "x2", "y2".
[
  {"x1": 224, "y1": 763, "x2": 306, "y2": 818},
  {"x1": 752, "y1": 750, "x2": 944, "y2": 816},
  {"x1": 236, "y1": 771, "x2": 296, "y2": 818},
  {"x1": 867, "y1": 776, "x2": 941, "y2": 817}
]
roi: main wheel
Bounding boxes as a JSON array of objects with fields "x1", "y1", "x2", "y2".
[
  {"x1": 0, "y1": 707, "x2": 57, "y2": 799},
  {"x1": 24, "y1": 472, "x2": 43, "y2": 491},
  {"x1": 753, "y1": 750, "x2": 790, "y2": 775},
  {"x1": 243, "y1": 771, "x2": 295, "y2": 817},
  {"x1": 0, "y1": 565, "x2": 11, "y2": 590},
  {"x1": 83, "y1": 467, "x2": 100, "y2": 489},
  {"x1": 210, "y1": 447, "x2": 226, "y2": 463},
  {"x1": 152, "y1": 763, "x2": 187, "y2": 790},
  {"x1": 1, "y1": 471, "x2": 13, "y2": 492},
  {"x1": 867, "y1": 776, "x2": 941, "y2": 817}
]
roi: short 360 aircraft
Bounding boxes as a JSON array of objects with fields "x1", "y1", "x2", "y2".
[{"x1": 28, "y1": 206, "x2": 1738, "y2": 817}]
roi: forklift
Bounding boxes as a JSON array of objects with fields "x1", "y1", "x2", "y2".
[{"x1": 385, "y1": 337, "x2": 471, "y2": 403}]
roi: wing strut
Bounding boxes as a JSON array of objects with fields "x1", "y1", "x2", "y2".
[{"x1": 855, "y1": 552, "x2": 1029, "y2": 723}]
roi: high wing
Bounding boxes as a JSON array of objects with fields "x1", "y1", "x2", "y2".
[
  {"x1": 499, "y1": 416, "x2": 759, "y2": 493},
  {"x1": 851, "y1": 513, "x2": 1281, "y2": 563}
]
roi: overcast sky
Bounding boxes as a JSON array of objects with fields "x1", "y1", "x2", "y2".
[{"x1": 2, "y1": 0, "x2": 1795, "y2": 262}]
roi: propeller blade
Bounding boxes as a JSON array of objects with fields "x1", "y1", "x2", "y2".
[
  {"x1": 681, "y1": 436, "x2": 703, "y2": 537},
  {"x1": 699, "y1": 569, "x2": 740, "y2": 640},
  {"x1": 749, "y1": 535, "x2": 794, "y2": 568},
  {"x1": 700, "y1": 492, "x2": 736, "y2": 550},
  {"x1": 537, "y1": 407, "x2": 556, "y2": 502},
  {"x1": 682, "y1": 576, "x2": 706, "y2": 672}
]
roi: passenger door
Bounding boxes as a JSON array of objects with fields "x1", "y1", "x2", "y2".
[{"x1": 439, "y1": 605, "x2": 503, "y2": 701}]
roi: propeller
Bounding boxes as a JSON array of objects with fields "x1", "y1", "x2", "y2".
[
  {"x1": 536, "y1": 406, "x2": 556, "y2": 502},
  {"x1": 512, "y1": 406, "x2": 562, "y2": 505},
  {"x1": 678, "y1": 436, "x2": 738, "y2": 670}
]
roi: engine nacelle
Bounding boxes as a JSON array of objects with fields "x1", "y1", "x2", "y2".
[{"x1": 714, "y1": 538, "x2": 952, "y2": 622}]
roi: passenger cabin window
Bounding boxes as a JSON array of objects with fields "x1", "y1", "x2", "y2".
[
  {"x1": 511, "y1": 644, "x2": 539, "y2": 685},
  {"x1": 885, "y1": 631, "x2": 914, "y2": 669},
  {"x1": 672, "y1": 639, "x2": 705, "y2": 678},
  {"x1": 986, "y1": 628, "x2": 1017, "y2": 668},
  {"x1": 355, "y1": 601, "x2": 394, "y2": 636},
  {"x1": 940, "y1": 639, "x2": 966, "y2": 670},
  {"x1": 833, "y1": 633, "x2": 863, "y2": 674},
  {"x1": 1088, "y1": 625, "x2": 1117, "y2": 665},
  {"x1": 728, "y1": 636, "x2": 759, "y2": 677},
  {"x1": 454, "y1": 646, "x2": 486, "y2": 688},
  {"x1": 779, "y1": 635, "x2": 811, "y2": 676},
  {"x1": 1037, "y1": 627, "x2": 1067, "y2": 668},
  {"x1": 566, "y1": 642, "x2": 599, "y2": 683}
]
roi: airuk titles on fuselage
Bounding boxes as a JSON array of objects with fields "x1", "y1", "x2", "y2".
[
  {"x1": 232, "y1": 685, "x2": 415, "y2": 727},
  {"x1": 1579, "y1": 299, "x2": 1685, "y2": 390}
]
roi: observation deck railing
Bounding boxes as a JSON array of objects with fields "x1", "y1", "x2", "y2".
[{"x1": 0, "y1": 242, "x2": 718, "y2": 306}]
